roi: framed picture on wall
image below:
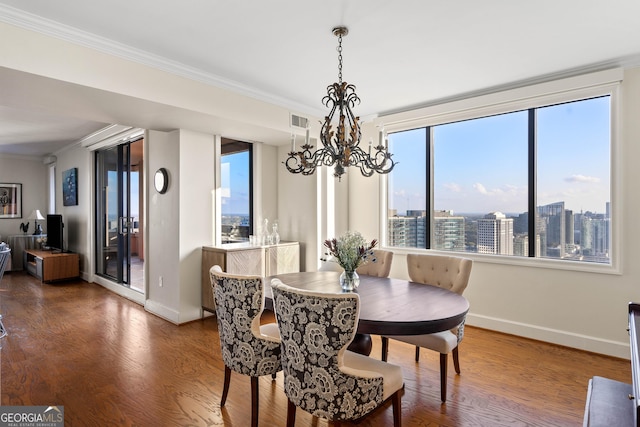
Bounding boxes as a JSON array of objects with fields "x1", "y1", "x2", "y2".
[
  {"x1": 63, "y1": 168, "x2": 78, "y2": 206},
  {"x1": 0, "y1": 183, "x2": 22, "y2": 218}
]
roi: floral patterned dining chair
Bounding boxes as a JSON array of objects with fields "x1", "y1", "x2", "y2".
[
  {"x1": 0, "y1": 245, "x2": 10, "y2": 338},
  {"x1": 209, "y1": 265, "x2": 281, "y2": 427},
  {"x1": 271, "y1": 278, "x2": 403, "y2": 427}
]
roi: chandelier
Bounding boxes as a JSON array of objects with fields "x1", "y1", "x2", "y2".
[{"x1": 284, "y1": 26, "x2": 396, "y2": 180}]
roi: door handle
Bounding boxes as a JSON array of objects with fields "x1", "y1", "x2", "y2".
[{"x1": 119, "y1": 217, "x2": 132, "y2": 235}]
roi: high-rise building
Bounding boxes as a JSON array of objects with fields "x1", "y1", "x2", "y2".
[
  {"x1": 581, "y1": 216, "x2": 610, "y2": 261},
  {"x1": 513, "y1": 212, "x2": 528, "y2": 234},
  {"x1": 538, "y1": 202, "x2": 565, "y2": 258},
  {"x1": 565, "y1": 209, "x2": 574, "y2": 246},
  {"x1": 477, "y1": 212, "x2": 514, "y2": 255},
  {"x1": 433, "y1": 211, "x2": 465, "y2": 251},
  {"x1": 514, "y1": 234, "x2": 528, "y2": 256},
  {"x1": 388, "y1": 214, "x2": 427, "y2": 247}
]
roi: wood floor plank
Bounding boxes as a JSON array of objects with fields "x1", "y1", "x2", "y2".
[{"x1": 0, "y1": 272, "x2": 630, "y2": 426}]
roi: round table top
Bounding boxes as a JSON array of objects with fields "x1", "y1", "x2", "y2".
[{"x1": 265, "y1": 271, "x2": 469, "y2": 336}]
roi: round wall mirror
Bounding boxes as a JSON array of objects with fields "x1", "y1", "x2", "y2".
[{"x1": 154, "y1": 168, "x2": 169, "y2": 194}]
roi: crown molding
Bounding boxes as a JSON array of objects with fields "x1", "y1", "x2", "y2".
[
  {"x1": 0, "y1": 152, "x2": 47, "y2": 162},
  {"x1": 379, "y1": 57, "x2": 640, "y2": 118},
  {"x1": 0, "y1": 4, "x2": 323, "y2": 118}
]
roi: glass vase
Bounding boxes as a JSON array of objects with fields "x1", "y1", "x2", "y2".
[
  {"x1": 271, "y1": 223, "x2": 280, "y2": 244},
  {"x1": 340, "y1": 270, "x2": 359, "y2": 292}
]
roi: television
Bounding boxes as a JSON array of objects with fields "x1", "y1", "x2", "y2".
[{"x1": 46, "y1": 214, "x2": 64, "y2": 252}]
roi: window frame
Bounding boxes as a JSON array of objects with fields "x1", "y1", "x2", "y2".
[
  {"x1": 220, "y1": 138, "x2": 254, "y2": 243},
  {"x1": 378, "y1": 69, "x2": 622, "y2": 274}
]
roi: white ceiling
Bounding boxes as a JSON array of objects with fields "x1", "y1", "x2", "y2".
[{"x1": 1, "y1": 0, "x2": 640, "y2": 157}]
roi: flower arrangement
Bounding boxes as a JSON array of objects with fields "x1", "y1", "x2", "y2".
[{"x1": 323, "y1": 231, "x2": 378, "y2": 272}]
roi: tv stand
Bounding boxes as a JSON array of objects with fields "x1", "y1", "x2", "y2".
[{"x1": 24, "y1": 249, "x2": 79, "y2": 282}]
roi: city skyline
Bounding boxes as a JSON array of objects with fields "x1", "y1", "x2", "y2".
[{"x1": 389, "y1": 202, "x2": 610, "y2": 263}]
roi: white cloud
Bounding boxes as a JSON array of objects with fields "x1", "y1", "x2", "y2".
[
  {"x1": 473, "y1": 183, "x2": 488, "y2": 195},
  {"x1": 443, "y1": 182, "x2": 462, "y2": 192},
  {"x1": 565, "y1": 174, "x2": 600, "y2": 183}
]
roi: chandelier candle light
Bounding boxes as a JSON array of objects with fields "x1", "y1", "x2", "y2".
[{"x1": 284, "y1": 26, "x2": 396, "y2": 180}]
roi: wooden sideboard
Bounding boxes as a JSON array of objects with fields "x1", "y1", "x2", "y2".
[
  {"x1": 6, "y1": 234, "x2": 46, "y2": 271},
  {"x1": 24, "y1": 249, "x2": 80, "y2": 282},
  {"x1": 201, "y1": 241, "x2": 300, "y2": 313}
]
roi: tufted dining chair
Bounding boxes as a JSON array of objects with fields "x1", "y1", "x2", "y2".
[
  {"x1": 382, "y1": 253, "x2": 472, "y2": 402},
  {"x1": 318, "y1": 256, "x2": 344, "y2": 272},
  {"x1": 209, "y1": 265, "x2": 281, "y2": 427},
  {"x1": 271, "y1": 278, "x2": 404, "y2": 427},
  {"x1": 356, "y1": 249, "x2": 394, "y2": 278}
]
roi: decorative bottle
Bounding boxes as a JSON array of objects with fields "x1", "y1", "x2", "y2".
[{"x1": 271, "y1": 222, "x2": 280, "y2": 245}]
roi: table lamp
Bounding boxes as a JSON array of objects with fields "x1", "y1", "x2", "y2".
[{"x1": 29, "y1": 209, "x2": 45, "y2": 235}]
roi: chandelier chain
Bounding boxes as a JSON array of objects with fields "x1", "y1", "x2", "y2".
[{"x1": 337, "y1": 33, "x2": 343, "y2": 84}]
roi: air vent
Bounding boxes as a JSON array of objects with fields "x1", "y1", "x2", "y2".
[{"x1": 290, "y1": 114, "x2": 309, "y2": 129}]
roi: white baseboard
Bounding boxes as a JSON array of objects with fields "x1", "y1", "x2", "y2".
[
  {"x1": 144, "y1": 300, "x2": 202, "y2": 325},
  {"x1": 93, "y1": 276, "x2": 145, "y2": 305},
  {"x1": 144, "y1": 299, "x2": 180, "y2": 324},
  {"x1": 466, "y1": 313, "x2": 630, "y2": 359}
]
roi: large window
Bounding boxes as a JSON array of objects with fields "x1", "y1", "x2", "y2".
[
  {"x1": 386, "y1": 95, "x2": 612, "y2": 265},
  {"x1": 221, "y1": 139, "x2": 253, "y2": 243}
]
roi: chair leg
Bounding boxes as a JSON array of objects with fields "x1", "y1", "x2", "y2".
[
  {"x1": 251, "y1": 376, "x2": 259, "y2": 427},
  {"x1": 286, "y1": 399, "x2": 296, "y2": 427},
  {"x1": 220, "y1": 365, "x2": 232, "y2": 407},
  {"x1": 381, "y1": 337, "x2": 389, "y2": 362},
  {"x1": 415, "y1": 346, "x2": 420, "y2": 362},
  {"x1": 392, "y1": 389, "x2": 402, "y2": 427},
  {"x1": 0, "y1": 314, "x2": 6, "y2": 339},
  {"x1": 440, "y1": 353, "x2": 448, "y2": 403},
  {"x1": 453, "y1": 347, "x2": 461, "y2": 374}
]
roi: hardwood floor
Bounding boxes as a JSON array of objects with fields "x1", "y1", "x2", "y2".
[{"x1": 0, "y1": 271, "x2": 630, "y2": 426}]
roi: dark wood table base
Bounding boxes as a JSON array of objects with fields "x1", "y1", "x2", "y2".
[{"x1": 348, "y1": 333, "x2": 373, "y2": 355}]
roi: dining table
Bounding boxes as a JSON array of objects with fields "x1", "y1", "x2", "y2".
[{"x1": 264, "y1": 271, "x2": 470, "y2": 355}]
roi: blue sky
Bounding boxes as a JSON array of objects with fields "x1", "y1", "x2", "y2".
[
  {"x1": 107, "y1": 171, "x2": 140, "y2": 219},
  {"x1": 221, "y1": 151, "x2": 250, "y2": 215},
  {"x1": 388, "y1": 96, "x2": 610, "y2": 215}
]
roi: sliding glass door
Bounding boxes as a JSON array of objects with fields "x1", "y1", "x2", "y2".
[{"x1": 95, "y1": 138, "x2": 144, "y2": 291}]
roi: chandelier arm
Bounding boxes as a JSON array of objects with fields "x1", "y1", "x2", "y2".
[{"x1": 353, "y1": 145, "x2": 397, "y2": 174}]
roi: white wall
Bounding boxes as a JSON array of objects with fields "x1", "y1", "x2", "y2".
[
  {"x1": 258, "y1": 143, "x2": 279, "y2": 234},
  {"x1": 145, "y1": 129, "x2": 184, "y2": 323},
  {"x1": 0, "y1": 156, "x2": 48, "y2": 241},
  {"x1": 54, "y1": 145, "x2": 92, "y2": 273},
  {"x1": 178, "y1": 130, "x2": 216, "y2": 322},
  {"x1": 277, "y1": 145, "x2": 318, "y2": 271}
]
